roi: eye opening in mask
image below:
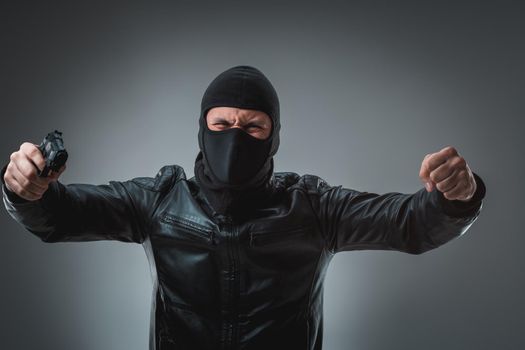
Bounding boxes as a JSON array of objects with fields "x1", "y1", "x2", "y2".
[
  {"x1": 201, "y1": 119, "x2": 273, "y2": 185},
  {"x1": 203, "y1": 109, "x2": 273, "y2": 141}
]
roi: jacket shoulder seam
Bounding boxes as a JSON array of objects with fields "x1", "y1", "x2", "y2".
[
  {"x1": 288, "y1": 174, "x2": 337, "y2": 255},
  {"x1": 131, "y1": 165, "x2": 186, "y2": 193}
]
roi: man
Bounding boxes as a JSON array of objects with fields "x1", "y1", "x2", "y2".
[{"x1": 2, "y1": 65, "x2": 486, "y2": 350}]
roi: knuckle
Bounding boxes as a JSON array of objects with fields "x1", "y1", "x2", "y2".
[
  {"x1": 26, "y1": 170, "x2": 38, "y2": 181},
  {"x1": 29, "y1": 146, "x2": 39, "y2": 157},
  {"x1": 27, "y1": 176, "x2": 37, "y2": 185},
  {"x1": 21, "y1": 142, "x2": 37, "y2": 156},
  {"x1": 9, "y1": 151, "x2": 18, "y2": 162},
  {"x1": 18, "y1": 187, "x2": 35, "y2": 200},
  {"x1": 11, "y1": 183, "x2": 22, "y2": 195},
  {"x1": 445, "y1": 145, "x2": 457, "y2": 156},
  {"x1": 20, "y1": 177, "x2": 31, "y2": 189},
  {"x1": 451, "y1": 156, "x2": 465, "y2": 168},
  {"x1": 20, "y1": 142, "x2": 34, "y2": 152},
  {"x1": 17, "y1": 166, "x2": 29, "y2": 178},
  {"x1": 4, "y1": 176, "x2": 14, "y2": 188}
]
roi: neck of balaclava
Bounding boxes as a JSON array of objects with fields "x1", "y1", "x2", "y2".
[{"x1": 194, "y1": 151, "x2": 275, "y2": 221}]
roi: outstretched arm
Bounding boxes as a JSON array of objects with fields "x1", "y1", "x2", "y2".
[
  {"x1": 312, "y1": 146, "x2": 486, "y2": 255},
  {"x1": 2, "y1": 142, "x2": 166, "y2": 243}
]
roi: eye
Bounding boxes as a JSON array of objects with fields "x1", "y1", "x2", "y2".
[
  {"x1": 246, "y1": 124, "x2": 262, "y2": 130},
  {"x1": 213, "y1": 121, "x2": 231, "y2": 127}
]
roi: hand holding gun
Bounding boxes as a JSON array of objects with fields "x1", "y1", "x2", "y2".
[{"x1": 3, "y1": 130, "x2": 68, "y2": 201}]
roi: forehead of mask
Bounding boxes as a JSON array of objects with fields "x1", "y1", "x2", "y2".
[{"x1": 205, "y1": 106, "x2": 273, "y2": 140}]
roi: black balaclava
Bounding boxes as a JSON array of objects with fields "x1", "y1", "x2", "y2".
[{"x1": 194, "y1": 65, "x2": 281, "y2": 218}]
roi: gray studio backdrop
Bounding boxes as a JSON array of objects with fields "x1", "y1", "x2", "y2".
[{"x1": 1, "y1": 1, "x2": 523, "y2": 349}]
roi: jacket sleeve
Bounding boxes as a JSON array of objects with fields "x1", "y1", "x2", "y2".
[
  {"x1": 1, "y1": 163, "x2": 173, "y2": 244},
  {"x1": 310, "y1": 172, "x2": 486, "y2": 255}
]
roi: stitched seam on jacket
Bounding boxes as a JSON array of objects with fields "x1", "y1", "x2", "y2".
[
  {"x1": 287, "y1": 177, "x2": 336, "y2": 255},
  {"x1": 133, "y1": 166, "x2": 185, "y2": 242},
  {"x1": 150, "y1": 180, "x2": 184, "y2": 235},
  {"x1": 291, "y1": 177, "x2": 334, "y2": 324},
  {"x1": 293, "y1": 178, "x2": 333, "y2": 254},
  {"x1": 317, "y1": 187, "x2": 342, "y2": 254},
  {"x1": 118, "y1": 181, "x2": 147, "y2": 244}
]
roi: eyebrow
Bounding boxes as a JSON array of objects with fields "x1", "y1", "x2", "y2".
[
  {"x1": 247, "y1": 116, "x2": 269, "y2": 123},
  {"x1": 210, "y1": 115, "x2": 269, "y2": 126},
  {"x1": 211, "y1": 117, "x2": 231, "y2": 123}
]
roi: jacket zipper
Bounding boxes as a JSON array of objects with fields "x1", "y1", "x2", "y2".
[
  {"x1": 160, "y1": 214, "x2": 215, "y2": 244},
  {"x1": 250, "y1": 225, "x2": 307, "y2": 246},
  {"x1": 218, "y1": 217, "x2": 240, "y2": 349},
  {"x1": 231, "y1": 224, "x2": 241, "y2": 347}
]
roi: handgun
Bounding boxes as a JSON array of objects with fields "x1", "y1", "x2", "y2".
[{"x1": 37, "y1": 130, "x2": 68, "y2": 177}]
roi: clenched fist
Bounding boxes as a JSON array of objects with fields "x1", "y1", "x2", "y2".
[
  {"x1": 3, "y1": 142, "x2": 66, "y2": 201},
  {"x1": 419, "y1": 146, "x2": 477, "y2": 202}
]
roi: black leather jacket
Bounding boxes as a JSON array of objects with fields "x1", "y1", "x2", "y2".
[{"x1": 1, "y1": 164, "x2": 486, "y2": 350}]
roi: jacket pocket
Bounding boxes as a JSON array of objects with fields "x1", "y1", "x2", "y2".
[
  {"x1": 160, "y1": 213, "x2": 215, "y2": 245},
  {"x1": 250, "y1": 225, "x2": 310, "y2": 247}
]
